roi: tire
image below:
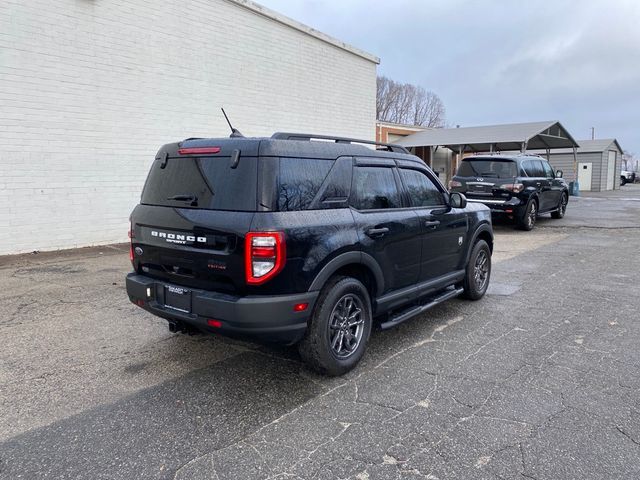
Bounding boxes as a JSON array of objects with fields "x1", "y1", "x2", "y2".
[
  {"x1": 298, "y1": 276, "x2": 372, "y2": 376},
  {"x1": 517, "y1": 199, "x2": 537, "y2": 231},
  {"x1": 621, "y1": 177, "x2": 627, "y2": 186},
  {"x1": 462, "y1": 240, "x2": 491, "y2": 300},
  {"x1": 551, "y1": 193, "x2": 568, "y2": 219}
]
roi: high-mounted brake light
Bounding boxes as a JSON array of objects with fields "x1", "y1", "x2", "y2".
[
  {"x1": 245, "y1": 232, "x2": 286, "y2": 285},
  {"x1": 178, "y1": 146, "x2": 221, "y2": 155}
]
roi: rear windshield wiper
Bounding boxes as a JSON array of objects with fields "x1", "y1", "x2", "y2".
[{"x1": 167, "y1": 194, "x2": 198, "y2": 206}]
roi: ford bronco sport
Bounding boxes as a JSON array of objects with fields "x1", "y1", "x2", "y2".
[
  {"x1": 126, "y1": 133, "x2": 493, "y2": 375},
  {"x1": 450, "y1": 154, "x2": 569, "y2": 231}
]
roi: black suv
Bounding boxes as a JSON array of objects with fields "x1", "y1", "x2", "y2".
[
  {"x1": 450, "y1": 154, "x2": 569, "y2": 230},
  {"x1": 126, "y1": 133, "x2": 493, "y2": 375}
]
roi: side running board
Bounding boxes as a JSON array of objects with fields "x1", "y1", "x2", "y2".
[{"x1": 379, "y1": 287, "x2": 464, "y2": 330}]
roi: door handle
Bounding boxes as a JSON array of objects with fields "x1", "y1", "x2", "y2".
[
  {"x1": 424, "y1": 220, "x2": 440, "y2": 228},
  {"x1": 366, "y1": 227, "x2": 389, "y2": 238}
]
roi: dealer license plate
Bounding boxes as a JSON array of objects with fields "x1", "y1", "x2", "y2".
[{"x1": 164, "y1": 285, "x2": 191, "y2": 313}]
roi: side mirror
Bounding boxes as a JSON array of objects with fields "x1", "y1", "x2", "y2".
[
  {"x1": 450, "y1": 192, "x2": 467, "y2": 209},
  {"x1": 556, "y1": 170, "x2": 563, "y2": 178}
]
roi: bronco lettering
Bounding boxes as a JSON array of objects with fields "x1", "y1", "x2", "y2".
[{"x1": 151, "y1": 230, "x2": 207, "y2": 243}]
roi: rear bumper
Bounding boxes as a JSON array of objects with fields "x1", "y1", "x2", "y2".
[
  {"x1": 126, "y1": 273, "x2": 318, "y2": 345},
  {"x1": 467, "y1": 197, "x2": 524, "y2": 215}
]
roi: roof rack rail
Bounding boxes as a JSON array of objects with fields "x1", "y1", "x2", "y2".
[{"x1": 271, "y1": 132, "x2": 410, "y2": 154}]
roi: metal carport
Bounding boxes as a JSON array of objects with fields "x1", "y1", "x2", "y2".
[{"x1": 395, "y1": 121, "x2": 580, "y2": 186}]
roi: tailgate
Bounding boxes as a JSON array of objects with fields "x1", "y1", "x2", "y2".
[{"x1": 131, "y1": 205, "x2": 254, "y2": 295}]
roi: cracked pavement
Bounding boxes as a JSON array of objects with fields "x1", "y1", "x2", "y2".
[{"x1": 1, "y1": 185, "x2": 639, "y2": 479}]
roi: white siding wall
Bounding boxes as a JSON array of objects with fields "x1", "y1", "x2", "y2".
[
  {"x1": 611, "y1": 150, "x2": 623, "y2": 190},
  {"x1": 548, "y1": 152, "x2": 602, "y2": 190},
  {"x1": 0, "y1": 0, "x2": 377, "y2": 254}
]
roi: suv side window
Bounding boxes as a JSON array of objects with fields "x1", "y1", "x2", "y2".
[
  {"x1": 542, "y1": 161, "x2": 554, "y2": 178},
  {"x1": 399, "y1": 168, "x2": 445, "y2": 207},
  {"x1": 351, "y1": 166, "x2": 401, "y2": 210},
  {"x1": 523, "y1": 159, "x2": 544, "y2": 177}
]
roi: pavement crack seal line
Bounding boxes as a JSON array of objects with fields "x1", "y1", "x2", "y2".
[
  {"x1": 247, "y1": 441, "x2": 273, "y2": 477},
  {"x1": 170, "y1": 226, "x2": 637, "y2": 478},
  {"x1": 374, "y1": 315, "x2": 465, "y2": 370},
  {"x1": 297, "y1": 420, "x2": 353, "y2": 473},
  {"x1": 615, "y1": 426, "x2": 640, "y2": 447},
  {"x1": 457, "y1": 326, "x2": 525, "y2": 364},
  {"x1": 540, "y1": 225, "x2": 640, "y2": 230},
  {"x1": 173, "y1": 314, "x2": 466, "y2": 479},
  {"x1": 412, "y1": 360, "x2": 538, "y2": 472},
  {"x1": 354, "y1": 397, "x2": 405, "y2": 414},
  {"x1": 172, "y1": 380, "x2": 352, "y2": 480}
]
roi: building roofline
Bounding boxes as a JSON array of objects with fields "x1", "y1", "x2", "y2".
[
  {"x1": 575, "y1": 139, "x2": 624, "y2": 153},
  {"x1": 395, "y1": 120, "x2": 579, "y2": 151},
  {"x1": 527, "y1": 138, "x2": 624, "y2": 154},
  {"x1": 376, "y1": 120, "x2": 430, "y2": 130},
  {"x1": 608, "y1": 139, "x2": 624, "y2": 153},
  {"x1": 228, "y1": 0, "x2": 380, "y2": 64}
]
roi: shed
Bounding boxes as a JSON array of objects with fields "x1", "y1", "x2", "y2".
[{"x1": 536, "y1": 139, "x2": 624, "y2": 191}]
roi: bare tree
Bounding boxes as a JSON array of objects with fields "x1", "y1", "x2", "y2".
[{"x1": 376, "y1": 76, "x2": 446, "y2": 127}]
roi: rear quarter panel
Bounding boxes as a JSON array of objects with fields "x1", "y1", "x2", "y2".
[{"x1": 248, "y1": 209, "x2": 358, "y2": 295}]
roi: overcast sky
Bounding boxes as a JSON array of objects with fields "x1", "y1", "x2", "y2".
[{"x1": 259, "y1": 0, "x2": 640, "y2": 156}]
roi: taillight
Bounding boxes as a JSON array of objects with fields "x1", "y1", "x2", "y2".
[
  {"x1": 449, "y1": 180, "x2": 462, "y2": 189},
  {"x1": 128, "y1": 222, "x2": 134, "y2": 265},
  {"x1": 178, "y1": 146, "x2": 221, "y2": 155},
  {"x1": 499, "y1": 183, "x2": 524, "y2": 193},
  {"x1": 245, "y1": 232, "x2": 286, "y2": 285}
]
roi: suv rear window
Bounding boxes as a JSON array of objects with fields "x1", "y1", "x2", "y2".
[
  {"x1": 457, "y1": 159, "x2": 518, "y2": 179},
  {"x1": 141, "y1": 156, "x2": 257, "y2": 211}
]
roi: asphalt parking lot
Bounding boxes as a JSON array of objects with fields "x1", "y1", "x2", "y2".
[{"x1": 2, "y1": 185, "x2": 640, "y2": 480}]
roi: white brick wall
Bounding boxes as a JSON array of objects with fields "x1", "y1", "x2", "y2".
[{"x1": 0, "y1": 0, "x2": 378, "y2": 254}]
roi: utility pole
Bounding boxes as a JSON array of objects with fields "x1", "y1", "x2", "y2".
[{"x1": 591, "y1": 127, "x2": 595, "y2": 140}]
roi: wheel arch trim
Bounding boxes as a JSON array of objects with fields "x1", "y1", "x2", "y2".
[
  {"x1": 465, "y1": 222, "x2": 494, "y2": 264},
  {"x1": 308, "y1": 251, "x2": 385, "y2": 295}
]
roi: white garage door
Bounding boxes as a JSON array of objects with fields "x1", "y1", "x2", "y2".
[
  {"x1": 578, "y1": 163, "x2": 592, "y2": 191},
  {"x1": 606, "y1": 151, "x2": 616, "y2": 190}
]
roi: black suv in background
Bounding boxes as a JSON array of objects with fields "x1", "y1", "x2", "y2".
[
  {"x1": 126, "y1": 133, "x2": 493, "y2": 375},
  {"x1": 450, "y1": 154, "x2": 569, "y2": 230}
]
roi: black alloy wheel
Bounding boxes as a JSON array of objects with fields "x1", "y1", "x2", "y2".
[
  {"x1": 298, "y1": 276, "x2": 372, "y2": 376},
  {"x1": 462, "y1": 239, "x2": 491, "y2": 300},
  {"x1": 551, "y1": 193, "x2": 568, "y2": 219}
]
